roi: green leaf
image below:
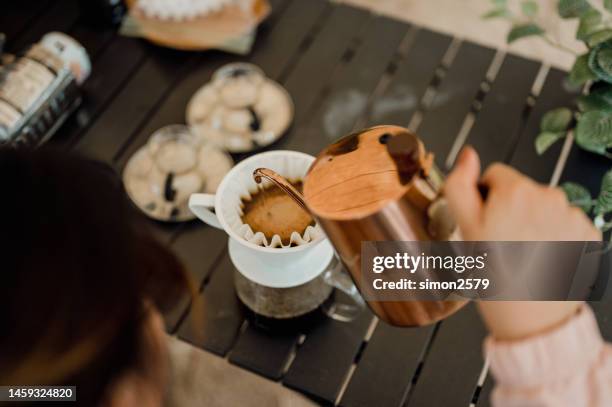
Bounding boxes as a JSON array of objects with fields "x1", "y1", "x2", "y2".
[
  {"x1": 575, "y1": 110, "x2": 612, "y2": 155},
  {"x1": 558, "y1": 0, "x2": 591, "y2": 19},
  {"x1": 569, "y1": 53, "x2": 597, "y2": 87},
  {"x1": 595, "y1": 169, "x2": 612, "y2": 215},
  {"x1": 535, "y1": 131, "x2": 566, "y2": 154},
  {"x1": 605, "y1": 0, "x2": 612, "y2": 12},
  {"x1": 561, "y1": 182, "x2": 593, "y2": 213},
  {"x1": 597, "y1": 49, "x2": 612, "y2": 75},
  {"x1": 541, "y1": 107, "x2": 573, "y2": 132},
  {"x1": 587, "y1": 29, "x2": 612, "y2": 47},
  {"x1": 588, "y1": 43, "x2": 612, "y2": 84},
  {"x1": 577, "y1": 9, "x2": 602, "y2": 41},
  {"x1": 521, "y1": 0, "x2": 538, "y2": 17},
  {"x1": 578, "y1": 93, "x2": 612, "y2": 112},
  {"x1": 577, "y1": 82, "x2": 612, "y2": 112},
  {"x1": 482, "y1": 8, "x2": 511, "y2": 19},
  {"x1": 507, "y1": 23, "x2": 545, "y2": 43}
]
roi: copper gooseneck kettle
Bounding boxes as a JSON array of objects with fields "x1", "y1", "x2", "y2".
[{"x1": 255, "y1": 125, "x2": 466, "y2": 327}]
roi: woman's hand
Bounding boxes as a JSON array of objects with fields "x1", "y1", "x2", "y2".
[
  {"x1": 444, "y1": 146, "x2": 601, "y2": 341},
  {"x1": 444, "y1": 146, "x2": 601, "y2": 242}
]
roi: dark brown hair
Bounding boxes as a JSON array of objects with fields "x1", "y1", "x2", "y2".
[{"x1": 0, "y1": 147, "x2": 193, "y2": 406}]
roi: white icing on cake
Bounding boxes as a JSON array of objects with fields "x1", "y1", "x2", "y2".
[{"x1": 136, "y1": 0, "x2": 240, "y2": 21}]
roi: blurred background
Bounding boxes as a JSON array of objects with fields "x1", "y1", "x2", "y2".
[{"x1": 340, "y1": 0, "x2": 582, "y2": 69}]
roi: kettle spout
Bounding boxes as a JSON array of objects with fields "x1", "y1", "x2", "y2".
[{"x1": 252, "y1": 168, "x2": 310, "y2": 213}]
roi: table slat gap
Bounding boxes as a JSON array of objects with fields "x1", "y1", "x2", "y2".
[
  {"x1": 228, "y1": 325, "x2": 302, "y2": 380},
  {"x1": 404, "y1": 305, "x2": 487, "y2": 407},
  {"x1": 163, "y1": 242, "x2": 229, "y2": 333},
  {"x1": 334, "y1": 362, "x2": 358, "y2": 406},
  {"x1": 282, "y1": 311, "x2": 374, "y2": 405},
  {"x1": 441, "y1": 37, "x2": 463, "y2": 69},
  {"x1": 475, "y1": 373, "x2": 495, "y2": 407},
  {"x1": 285, "y1": 14, "x2": 410, "y2": 155},
  {"x1": 279, "y1": 5, "x2": 372, "y2": 136},
  {"x1": 497, "y1": 64, "x2": 550, "y2": 166},
  {"x1": 352, "y1": 25, "x2": 419, "y2": 131},
  {"x1": 485, "y1": 50, "x2": 506, "y2": 83},
  {"x1": 461, "y1": 53, "x2": 542, "y2": 169},
  {"x1": 195, "y1": 244, "x2": 229, "y2": 292},
  {"x1": 176, "y1": 252, "x2": 245, "y2": 355},
  {"x1": 396, "y1": 322, "x2": 440, "y2": 407},
  {"x1": 509, "y1": 67, "x2": 580, "y2": 184},
  {"x1": 466, "y1": 357, "x2": 490, "y2": 406},
  {"x1": 550, "y1": 132, "x2": 575, "y2": 187},
  {"x1": 249, "y1": 0, "x2": 329, "y2": 81},
  {"x1": 445, "y1": 112, "x2": 476, "y2": 169},
  {"x1": 530, "y1": 64, "x2": 551, "y2": 97},
  {"x1": 412, "y1": 41, "x2": 496, "y2": 169},
  {"x1": 502, "y1": 93, "x2": 538, "y2": 164},
  {"x1": 395, "y1": 34, "x2": 460, "y2": 133},
  {"x1": 279, "y1": 336, "x2": 303, "y2": 377},
  {"x1": 275, "y1": 2, "x2": 335, "y2": 84},
  {"x1": 339, "y1": 321, "x2": 438, "y2": 407},
  {"x1": 385, "y1": 30, "x2": 455, "y2": 129}
]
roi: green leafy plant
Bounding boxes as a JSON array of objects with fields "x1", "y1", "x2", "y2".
[
  {"x1": 562, "y1": 170, "x2": 612, "y2": 231},
  {"x1": 483, "y1": 0, "x2": 612, "y2": 233}
]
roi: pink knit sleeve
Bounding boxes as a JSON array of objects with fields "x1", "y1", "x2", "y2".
[{"x1": 484, "y1": 305, "x2": 612, "y2": 407}]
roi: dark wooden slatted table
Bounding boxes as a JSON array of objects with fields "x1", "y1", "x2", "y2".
[{"x1": 6, "y1": 1, "x2": 610, "y2": 406}]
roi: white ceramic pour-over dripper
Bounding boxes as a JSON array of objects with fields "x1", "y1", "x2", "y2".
[
  {"x1": 188, "y1": 150, "x2": 327, "y2": 286},
  {"x1": 228, "y1": 236, "x2": 334, "y2": 288},
  {"x1": 188, "y1": 150, "x2": 323, "y2": 250}
]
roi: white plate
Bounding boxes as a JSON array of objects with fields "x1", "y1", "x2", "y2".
[
  {"x1": 186, "y1": 65, "x2": 294, "y2": 153},
  {"x1": 123, "y1": 140, "x2": 233, "y2": 222}
]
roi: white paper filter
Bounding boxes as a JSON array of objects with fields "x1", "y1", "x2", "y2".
[{"x1": 219, "y1": 151, "x2": 322, "y2": 248}]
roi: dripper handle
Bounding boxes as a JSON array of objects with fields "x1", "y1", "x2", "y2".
[
  {"x1": 189, "y1": 193, "x2": 223, "y2": 229},
  {"x1": 253, "y1": 168, "x2": 310, "y2": 213}
]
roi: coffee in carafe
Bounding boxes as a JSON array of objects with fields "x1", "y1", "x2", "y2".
[{"x1": 229, "y1": 237, "x2": 335, "y2": 331}]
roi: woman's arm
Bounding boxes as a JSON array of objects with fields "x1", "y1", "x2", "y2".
[
  {"x1": 477, "y1": 301, "x2": 582, "y2": 341},
  {"x1": 445, "y1": 147, "x2": 610, "y2": 406}
]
